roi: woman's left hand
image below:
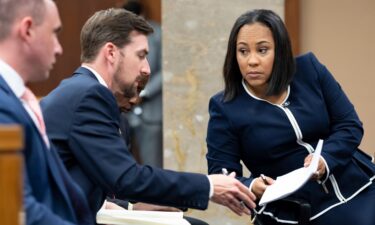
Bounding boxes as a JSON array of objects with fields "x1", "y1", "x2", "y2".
[{"x1": 304, "y1": 155, "x2": 326, "y2": 181}]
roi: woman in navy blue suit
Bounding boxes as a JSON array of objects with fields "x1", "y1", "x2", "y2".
[{"x1": 206, "y1": 9, "x2": 375, "y2": 225}]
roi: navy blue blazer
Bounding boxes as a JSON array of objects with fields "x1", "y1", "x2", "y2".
[
  {"x1": 207, "y1": 53, "x2": 375, "y2": 223},
  {"x1": 0, "y1": 76, "x2": 93, "y2": 225},
  {"x1": 41, "y1": 67, "x2": 210, "y2": 215}
]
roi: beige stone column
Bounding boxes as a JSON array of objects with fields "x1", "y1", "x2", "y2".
[{"x1": 162, "y1": 1, "x2": 284, "y2": 224}]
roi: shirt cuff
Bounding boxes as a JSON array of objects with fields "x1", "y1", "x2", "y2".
[
  {"x1": 207, "y1": 175, "x2": 214, "y2": 198},
  {"x1": 128, "y1": 202, "x2": 133, "y2": 211}
]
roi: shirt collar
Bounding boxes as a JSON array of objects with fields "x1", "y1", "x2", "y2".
[
  {"x1": 0, "y1": 59, "x2": 26, "y2": 98},
  {"x1": 81, "y1": 65, "x2": 108, "y2": 88}
]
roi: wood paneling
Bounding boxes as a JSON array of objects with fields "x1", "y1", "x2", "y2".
[
  {"x1": 285, "y1": 0, "x2": 300, "y2": 56},
  {"x1": 141, "y1": 0, "x2": 161, "y2": 23},
  {"x1": 29, "y1": 0, "x2": 132, "y2": 96},
  {"x1": 0, "y1": 125, "x2": 23, "y2": 225}
]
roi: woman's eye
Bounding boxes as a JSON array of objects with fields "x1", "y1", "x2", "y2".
[
  {"x1": 238, "y1": 48, "x2": 248, "y2": 55},
  {"x1": 259, "y1": 48, "x2": 268, "y2": 54}
]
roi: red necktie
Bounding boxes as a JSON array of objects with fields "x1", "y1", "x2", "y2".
[{"x1": 21, "y1": 87, "x2": 49, "y2": 147}]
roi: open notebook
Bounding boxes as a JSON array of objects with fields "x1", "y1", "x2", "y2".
[
  {"x1": 259, "y1": 139, "x2": 323, "y2": 206},
  {"x1": 96, "y1": 202, "x2": 191, "y2": 225}
]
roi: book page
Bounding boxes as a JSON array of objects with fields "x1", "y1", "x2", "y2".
[{"x1": 258, "y1": 139, "x2": 323, "y2": 206}]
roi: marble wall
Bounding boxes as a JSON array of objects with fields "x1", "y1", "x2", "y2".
[{"x1": 162, "y1": 0, "x2": 284, "y2": 224}]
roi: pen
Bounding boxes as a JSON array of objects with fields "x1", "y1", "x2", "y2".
[
  {"x1": 222, "y1": 168, "x2": 250, "y2": 212},
  {"x1": 222, "y1": 168, "x2": 229, "y2": 176},
  {"x1": 260, "y1": 174, "x2": 268, "y2": 185}
]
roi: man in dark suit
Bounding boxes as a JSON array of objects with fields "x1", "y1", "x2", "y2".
[
  {"x1": 41, "y1": 8, "x2": 256, "y2": 220},
  {"x1": 0, "y1": 0, "x2": 93, "y2": 224}
]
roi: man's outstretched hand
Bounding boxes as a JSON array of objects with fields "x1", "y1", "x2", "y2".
[{"x1": 208, "y1": 172, "x2": 256, "y2": 216}]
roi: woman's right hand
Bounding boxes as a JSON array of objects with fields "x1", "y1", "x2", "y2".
[{"x1": 251, "y1": 175, "x2": 275, "y2": 199}]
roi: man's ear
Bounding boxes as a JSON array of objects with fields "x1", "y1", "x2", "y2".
[
  {"x1": 18, "y1": 17, "x2": 34, "y2": 42},
  {"x1": 103, "y1": 42, "x2": 118, "y2": 64}
]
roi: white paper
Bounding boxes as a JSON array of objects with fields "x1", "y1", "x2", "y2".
[
  {"x1": 96, "y1": 202, "x2": 191, "y2": 225},
  {"x1": 258, "y1": 139, "x2": 323, "y2": 206}
]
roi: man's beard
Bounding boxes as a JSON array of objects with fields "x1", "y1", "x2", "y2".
[
  {"x1": 135, "y1": 74, "x2": 149, "y2": 92},
  {"x1": 122, "y1": 73, "x2": 148, "y2": 98},
  {"x1": 113, "y1": 62, "x2": 137, "y2": 99},
  {"x1": 122, "y1": 83, "x2": 136, "y2": 98},
  {"x1": 113, "y1": 57, "x2": 149, "y2": 100}
]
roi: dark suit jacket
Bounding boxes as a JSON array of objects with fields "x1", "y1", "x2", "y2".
[
  {"x1": 41, "y1": 67, "x2": 210, "y2": 215},
  {"x1": 0, "y1": 76, "x2": 93, "y2": 225}
]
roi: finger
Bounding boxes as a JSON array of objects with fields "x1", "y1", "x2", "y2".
[
  {"x1": 304, "y1": 154, "x2": 313, "y2": 167},
  {"x1": 264, "y1": 176, "x2": 275, "y2": 185},
  {"x1": 227, "y1": 197, "x2": 250, "y2": 216},
  {"x1": 311, "y1": 170, "x2": 322, "y2": 180},
  {"x1": 235, "y1": 188, "x2": 257, "y2": 209},
  {"x1": 318, "y1": 160, "x2": 326, "y2": 174},
  {"x1": 239, "y1": 202, "x2": 251, "y2": 215},
  {"x1": 256, "y1": 177, "x2": 266, "y2": 190},
  {"x1": 237, "y1": 183, "x2": 257, "y2": 202},
  {"x1": 224, "y1": 197, "x2": 242, "y2": 216},
  {"x1": 229, "y1": 171, "x2": 236, "y2": 178},
  {"x1": 233, "y1": 199, "x2": 251, "y2": 215},
  {"x1": 228, "y1": 203, "x2": 243, "y2": 216}
]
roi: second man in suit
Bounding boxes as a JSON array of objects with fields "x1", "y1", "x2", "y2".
[{"x1": 41, "y1": 8, "x2": 256, "y2": 219}]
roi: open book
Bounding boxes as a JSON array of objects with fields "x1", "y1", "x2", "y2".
[
  {"x1": 259, "y1": 139, "x2": 323, "y2": 206},
  {"x1": 96, "y1": 202, "x2": 191, "y2": 225}
]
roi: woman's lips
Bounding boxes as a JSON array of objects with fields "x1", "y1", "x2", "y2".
[{"x1": 247, "y1": 72, "x2": 262, "y2": 78}]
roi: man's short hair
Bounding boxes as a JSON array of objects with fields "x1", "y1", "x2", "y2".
[
  {"x1": 80, "y1": 8, "x2": 153, "y2": 63},
  {"x1": 0, "y1": 0, "x2": 46, "y2": 41}
]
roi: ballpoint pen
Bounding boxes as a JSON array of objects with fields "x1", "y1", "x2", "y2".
[
  {"x1": 221, "y1": 168, "x2": 229, "y2": 176},
  {"x1": 222, "y1": 168, "x2": 262, "y2": 223},
  {"x1": 222, "y1": 168, "x2": 251, "y2": 211},
  {"x1": 260, "y1": 174, "x2": 268, "y2": 185}
]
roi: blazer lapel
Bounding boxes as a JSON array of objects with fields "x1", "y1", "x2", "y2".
[{"x1": 0, "y1": 76, "x2": 48, "y2": 149}]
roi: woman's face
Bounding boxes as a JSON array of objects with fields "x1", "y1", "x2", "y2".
[{"x1": 236, "y1": 22, "x2": 275, "y2": 96}]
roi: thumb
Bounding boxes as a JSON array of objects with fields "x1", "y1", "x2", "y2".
[{"x1": 229, "y1": 171, "x2": 236, "y2": 178}]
